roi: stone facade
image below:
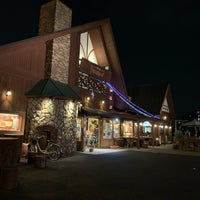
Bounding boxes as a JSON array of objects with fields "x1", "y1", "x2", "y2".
[
  {"x1": 25, "y1": 0, "x2": 79, "y2": 157},
  {"x1": 25, "y1": 97, "x2": 79, "y2": 157}
]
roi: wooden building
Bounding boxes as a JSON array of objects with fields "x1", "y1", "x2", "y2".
[{"x1": 0, "y1": 0, "x2": 176, "y2": 156}]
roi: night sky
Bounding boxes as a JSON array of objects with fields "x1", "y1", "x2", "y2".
[{"x1": 0, "y1": 0, "x2": 200, "y2": 119}]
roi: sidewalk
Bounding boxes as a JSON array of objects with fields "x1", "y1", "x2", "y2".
[{"x1": 82, "y1": 143, "x2": 200, "y2": 156}]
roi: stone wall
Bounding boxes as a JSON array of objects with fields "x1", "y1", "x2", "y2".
[{"x1": 25, "y1": 97, "x2": 79, "y2": 157}]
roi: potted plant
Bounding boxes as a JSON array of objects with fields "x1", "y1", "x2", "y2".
[
  {"x1": 174, "y1": 130, "x2": 184, "y2": 141},
  {"x1": 173, "y1": 130, "x2": 183, "y2": 149}
]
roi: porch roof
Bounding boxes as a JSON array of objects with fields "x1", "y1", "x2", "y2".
[{"x1": 25, "y1": 78, "x2": 81, "y2": 100}]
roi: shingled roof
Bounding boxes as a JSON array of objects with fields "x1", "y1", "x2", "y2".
[
  {"x1": 127, "y1": 82, "x2": 169, "y2": 115},
  {"x1": 25, "y1": 78, "x2": 81, "y2": 100}
]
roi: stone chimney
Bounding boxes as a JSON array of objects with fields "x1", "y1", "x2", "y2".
[
  {"x1": 39, "y1": 0, "x2": 72, "y2": 84},
  {"x1": 38, "y1": 0, "x2": 72, "y2": 35}
]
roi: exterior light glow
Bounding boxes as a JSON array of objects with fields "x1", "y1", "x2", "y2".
[
  {"x1": 163, "y1": 116, "x2": 167, "y2": 120},
  {"x1": 6, "y1": 90, "x2": 12, "y2": 96},
  {"x1": 105, "y1": 82, "x2": 160, "y2": 119}
]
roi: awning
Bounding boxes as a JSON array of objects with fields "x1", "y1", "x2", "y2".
[
  {"x1": 25, "y1": 78, "x2": 81, "y2": 100},
  {"x1": 182, "y1": 120, "x2": 200, "y2": 127},
  {"x1": 80, "y1": 107, "x2": 119, "y2": 118},
  {"x1": 181, "y1": 120, "x2": 200, "y2": 135},
  {"x1": 80, "y1": 107, "x2": 141, "y2": 120}
]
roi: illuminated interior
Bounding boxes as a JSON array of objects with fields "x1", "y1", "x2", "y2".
[
  {"x1": 0, "y1": 113, "x2": 23, "y2": 131},
  {"x1": 122, "y1": 120, "x2": 133, "y2": 137}
]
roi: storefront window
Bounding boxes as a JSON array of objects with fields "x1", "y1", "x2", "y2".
[
  {"x1": 159, "y1": 125, "x2": 164, "y2": 134},
  {"x1": 113, "y1": 118, "x2": 120, "y2": 138},
  {"x1": 86, "y1": 118, "x2": 99, "y2": 146},
  {"x1": 142, "y1": 121, "x2": 152, "y2": 134},
  {"x1": 122, "y1": 120, "x2": 133, "y2": 137},
  {"x1": 164, "y1": 126, "x2": 169, "y2": 136},
  {"x1": 76, "y1": 118, "x2": 81, "y2": 141},
  {"x1": 103, "y1": 119, "x2": 112, "y2": 139},
  {"x1": 0, "y1": 113, "x2": 22, "y2": 131}
]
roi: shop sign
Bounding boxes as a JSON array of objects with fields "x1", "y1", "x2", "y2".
[{"x1": 80, "y1": 58, "x2": 111, "y2": 81}]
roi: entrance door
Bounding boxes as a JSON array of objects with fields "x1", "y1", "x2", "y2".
[{"x1": 86, "y1": 118, "x2": 99, "y2": 147}]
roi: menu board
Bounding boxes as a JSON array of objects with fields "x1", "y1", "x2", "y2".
[{"x1": 0, "y1": 113, "x2": 22, "y2": 131}]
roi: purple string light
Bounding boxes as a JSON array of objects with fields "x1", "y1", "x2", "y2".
[{"x1": 106, "y1": 82, "x2": 160, "y2": 119}]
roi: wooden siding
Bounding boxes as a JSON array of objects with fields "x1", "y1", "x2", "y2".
[{"x1": 0, "y1": 42, "x2": 45, "y2": 111}]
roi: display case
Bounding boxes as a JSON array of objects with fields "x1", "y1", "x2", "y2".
[{"x1": 0, "y1": 111, "x2": 25, "y2": 135}]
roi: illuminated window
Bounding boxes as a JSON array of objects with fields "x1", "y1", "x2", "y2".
[
  {"x1": 113, "y1": 119, "x2": 120, "y2": 138},
  {"x1": 122, "y1": 120, "x2": 133, "y2": 137},
  {"x1": 142, "y1": 121, "x2": 152, "y2": 134},
  {"x1": 103, "y1": 119, "x2": 113, "y2": 139},
  {"x1": 79, "y1": 32, "x2": 97, "y2": 64},
  {"x1": 0, "y1": 113, "x2": 22, "y2": 131}
]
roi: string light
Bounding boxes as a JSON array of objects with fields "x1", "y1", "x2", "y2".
[
  {"x1": 106, "y1": 82, "x2": 160, "y2": 119},
  {"x1": 84, "y1": 74, "x2": 159, "y2": 119}
]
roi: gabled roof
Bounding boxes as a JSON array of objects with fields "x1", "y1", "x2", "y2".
[
  {"x1": 25, "y1": 78, "x2": 81, "y2": 100},
  {"x1": 0, "y1": 18, "x2": 128, "y2": 110},
  {"x1": 127, "y1": 82, "x2": 169, "y2": 115}
]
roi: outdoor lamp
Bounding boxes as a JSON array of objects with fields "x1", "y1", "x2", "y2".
[{"x1": 6, "y1": 89, "x2": 12, "y2": 96}]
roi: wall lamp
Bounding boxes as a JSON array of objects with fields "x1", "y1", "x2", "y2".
[{"x1": 6, "y1": 89, "x2": 12, "y2": 96}]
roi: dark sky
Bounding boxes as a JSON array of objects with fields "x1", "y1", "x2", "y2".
[{"x1": 1, "y1": 0, "x2": 200, "y2": 119}]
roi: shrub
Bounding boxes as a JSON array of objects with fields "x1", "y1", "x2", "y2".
[{"x1": 174, "y1": 130, "x2": 184, "y2": 139}]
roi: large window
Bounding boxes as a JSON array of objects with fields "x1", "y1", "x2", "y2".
[
  {"x1": 142, "y1": 121, "x2": 152, "y2": 134},
  {"x1": 76, "y1": 118, "x2": 82, "y2": 141},
  {"x1": 0, "y1": 113, "x2": 23, "y2": 131},
  {"x1": 103, "y1": 119, "x2": 113, "y2": 139},
  {"x1": 113, "y1": 119, "x2": 120, "y2": 138},
  {"x1": 122, "y1": 120, "x2": 133, "y2": 137},
  {"x1": 102, "y1": 118, "x2": 121, "y2": 139}
]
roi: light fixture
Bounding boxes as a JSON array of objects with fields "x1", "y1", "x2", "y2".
[
  {"x1": 163, "y1": 116, "x2": 167, "y2": 120},
  {"x1": 6, "y1": 90, "x2": 12, "y2": 96},
  {"x1": 91, "y1": 89, "x2": 94, "y2": 100}
]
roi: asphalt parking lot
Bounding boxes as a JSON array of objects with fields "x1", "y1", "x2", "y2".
[{"x1": 1, "y1": 146, "x2": 200, "y2": 200}]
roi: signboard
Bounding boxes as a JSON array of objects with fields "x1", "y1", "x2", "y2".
[
  {"x1": 79, "y1": 58, "x2": 111, "y2": 81},
  {"x1": 161, "y1": 97, "x2": 169, "y2": 113}
]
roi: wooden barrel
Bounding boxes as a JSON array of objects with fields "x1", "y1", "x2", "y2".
[
  {"x1": 33, "y1": 154, "x2": 46, "y2": 168},
  {"x1": 0, "y1": 167, "x2": 18, "y2": 190},
  {"x1": 0, "y1": 137, "x2": 19, "y2": 189},
  {"x1": 3, "y1": 134, "x2": 23, "y2": 162},
  {"x1": 0, "y1": 137, "x2": 19, "y2": 168}
]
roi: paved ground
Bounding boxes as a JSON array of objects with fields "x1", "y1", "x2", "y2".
[{"x1": 1, "y1": 144, "x2": 200, "y2": 200}]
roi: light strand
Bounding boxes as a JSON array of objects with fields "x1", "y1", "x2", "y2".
[{"x1": 106, "y1": 82, "x2": 160, "y2": 119}]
